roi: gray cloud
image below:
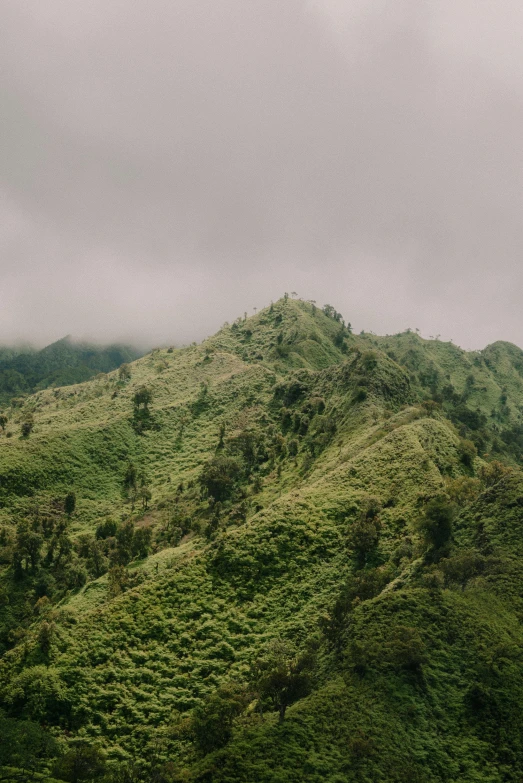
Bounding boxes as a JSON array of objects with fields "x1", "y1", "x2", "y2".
[{"x1": 1, "y1": 0, "x2": 522, "y2": 348}]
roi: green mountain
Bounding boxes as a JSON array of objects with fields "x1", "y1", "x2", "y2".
[
  {"x1": 1, "y1": 297, "x2": 523, "y2": 782},
  {"x1": 0, "y1": 337, "x2": 143, "y2": 406}
]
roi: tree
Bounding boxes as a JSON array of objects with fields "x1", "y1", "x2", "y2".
[
  {"x1": 348, "y1": 517, "x2": 381, "y2": 569},
  {"x1": 84, "y1": 538, "x2": 108, "y2": 578},
  {"x1": 347, "y1": 497, "x2": 382, "y2": 569},
  {"x1": 441, "y1": 551, "x2": 486, "y2": 590},
  {"x1": 53, "y1": 742, "x2": 107, "y2": 783},
  {"x1": 96, "y1": 518, "x2": 118, "y2": 539},
  {"x1": 322, "y1": 569, "x2": 390, "y2": 652},
  {"x1": 115, "y1": 520, "x2": 135, "y2": 565},
  {"x1": 0, "y1": 710, "x2": 58, "y2": 779},
  {"x1": 38, "y1": 620, "x2": 55, "y2": 656},
  {"x1": 386, "y1": 625, "x2": 426, "y2": 672},
  {"x1": 65, "y1": 491, "x2": 76, "y2": 515},
  {"x1": 417, "y1": 496, "x2": 455, "y2": 557},
  {"x1": 139, "y1": 486, "x2": 152, "y2": 510},
  {"x1": 478, "y1": 460, "x2": 510, "y2": 487},
  {"x1": 287, "y1": 438, "x2": 299, "y2": 457},
  {"x1": 123, "y1": 462, "x2": 138, "y2": 496},
  {"x1": 459, "y1": 438, "x2": 477, "y2": 468},
  {"x1": 132, "y1": 387, "x2": 154, "y2": 433},
  {"x1": 5, "y1": 665, "x2": 69, "y2": 722},
  {"x1": 334, "y1": 325, "x2": 346, "y2": 348},
  {"x1": 21, "y1": 413, "x2": 34, "y2": 437},
  {"x1": 133, "y1": 526, "x2": 152, "y2": 559},
  {"x1": 226, "y1": 427, "x2": 266, "y2": 470},
  {"x1": 190, "y1": 683, "x2": 249, "y2": 755},
  {"x1": 133, "y1": 386, "x2": 152, "y2": 411},
  {"x1": 0, "y1": 413, "x2": 7, "y2": 431},
  {"x1": 252, "y1": 640, "x2": 316, "y2": 722},
  {"x1": 118, "y1": 363, "x2": 131, "y2": 381},
  {"x1": 15, "y1": 520, "x2": 44, "y2": 572},
  {"x1": 107, "y1": 565, "x2": 128, "y2": 597},
  {"x1": 199, "y1": 455, "x2": 242, "y2": 502}
]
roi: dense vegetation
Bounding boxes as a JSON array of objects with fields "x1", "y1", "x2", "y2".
[
  {"x1": 1, "y1": 297, "x2": 523, "y2": 781},
  {"x1": 0, "y1": 337, "x2": 142, "y2": 405}
]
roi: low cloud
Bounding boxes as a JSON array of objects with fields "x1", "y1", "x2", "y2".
[{"x1": 1, "y1": 1, "x2": 522, "y2": 348}]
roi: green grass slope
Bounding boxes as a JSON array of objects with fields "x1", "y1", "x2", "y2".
[{"x1": 0, "y1": 299, "x2": 523, "y2": 782}]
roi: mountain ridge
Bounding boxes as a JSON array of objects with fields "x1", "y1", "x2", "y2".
[
  {"x1": 0, "y1": 297, "x2": 523, "y2": 781},
  {"x1": 0, "y1": 337, "x2": 143, "y2": 406}
]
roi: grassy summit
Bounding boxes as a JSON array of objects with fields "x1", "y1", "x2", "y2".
[{"x1": 1, "y1": 297, "x2": 523, "y2": 781}]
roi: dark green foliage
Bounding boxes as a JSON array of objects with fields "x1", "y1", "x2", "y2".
[
  {"x1": 199, "y1": 455, "x2": 242, "y2": 501},
  {"x1": 321, "y1": 568, "x2": 392, "y2": 652},
  {"x1": 110, "y1": 519, "x2": 152, "y2": 564},
  {"x1": 21, "y1": 413, "x2": 35, "y2": 437},
  {"x1": 123, "y1": 462, "x2": 138, "y2": 495},
  {"x1": 501, "y1": 423, "x2": 523, "y2": 461},
  {"x1": 4, "y1": 665, "x2": 70, "y2": 722},
  {"x1": 133, "y1": 526, "x2": 152, "y2": 559},
  {"x1": 451, "y1": 403, "x2": 487, "y2": 431},
  {"x1": 14, "y1": 519, "x2": 44, "y2": 572},
  {"x1": 191, "y1": 381, "x2": 210, "y2": 416},
  {"x1": 65, "y1": 490, "x2": 77, "y2": 515},
  {"x1": 417, "y1": 495, "x2": 455, "y2": 557},
  {"x1": 458, "y1": 437, "x2": 477, "y2": 468},
  {"x1": 0, "y1": 709, "x2": 58, "y2": 777},
  {"x1": 0, "y1": 338, "x2": 141, "y2": 405},
  {"x1": 96, "y1": 519, "x2": 118, "y2": 539},
  {"x1": 347, "y1": 498, "x2": 382, "y2": 569},
  {"x1": 441, "y1": 550, "x2": 486, "y2": 589},
  {"x1": 53, "y1": 742, "x2": 107, "y2": 783},
  {"x1": 189, "y1": 683, "x2": 250, "y2": 755},
  {"x1": 133, "y1": 386, "x2": 152, "y2": 410},
  {"x1": 132, "y1": 387, "x2": 154, "y2": 433},
  {"x1": 251, "y1": 640, "x2": 317, "y2": 723},
  {"x1": 107, "y1": 564, "x2": 144, "y2": 597}
]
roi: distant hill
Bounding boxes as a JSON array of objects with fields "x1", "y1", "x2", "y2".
[
  {"x1": 0, "y1": 337, "x2": 143, "y2": 405},
  {"x1": 1, "y1": 298, "x2": 523, "y2": 782}
]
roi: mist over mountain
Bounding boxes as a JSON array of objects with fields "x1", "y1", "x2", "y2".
[
  {"x1": 3, "y1": 1, "x2": 523, "y2": 349},
  {"x1": 0, "y1": 338, "x2": 143, "y2": 405}
]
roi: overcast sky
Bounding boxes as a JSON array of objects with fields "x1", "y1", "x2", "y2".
[{"x1": 1, "y1": 1, "x2": 523, "y2": 349}]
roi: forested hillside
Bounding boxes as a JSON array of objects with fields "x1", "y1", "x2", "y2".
[
  {"x1": 0, "y1": 338, "x2": 142, "y2": 405},
  {"x1": 1, "y1": 297, "x2": 523, "y2": 782}
]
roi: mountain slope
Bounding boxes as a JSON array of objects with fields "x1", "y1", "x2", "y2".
[
  {"x1": 1, "y1": 298, "x2": 523, "y2": 782},
  {"x1": 0, "y1": 337, "x2": 142, "y2": 405}
]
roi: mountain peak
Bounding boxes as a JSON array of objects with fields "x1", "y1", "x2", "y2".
[{"x1": 207, "y1": 296, "x2": 352, "y2": 371}]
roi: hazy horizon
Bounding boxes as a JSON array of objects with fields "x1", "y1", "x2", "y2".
[
  {"x1": 0, "y1": 294, "x2": 520, "y2": 356},
  {"x1": 2, "y1": 1, "x2": 523, "y2": 350}
]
